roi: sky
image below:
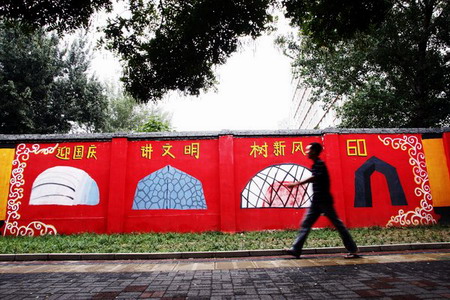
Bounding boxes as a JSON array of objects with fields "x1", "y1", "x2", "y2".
[
  {"x1": 89, "y1": 9, "x2": 296, "y2": 132},
  {"x1": 160, "y1": 34, "x2": 295, "y2": 132}
]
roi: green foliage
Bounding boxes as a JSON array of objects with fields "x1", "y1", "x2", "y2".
[
  {"x1": 2, "y1": 0, "x2": 448, "y2": 125},
  {"x1": 283, "y1": 0, "x2": 392, "y2": 46},
  {"x1": 99, "y1": 0, "x2": 405, "y2": 105},
  {"x1": 1, "y1": 0, "x2": 277, "y2": 102},
  {"x1": 102, "y1": 94, "x2": 173, "y2": 132},
  {"x1": 0, "y1": 23, "x2": 108, "y2": 134},
  {"x1": 0, "y1": 0, "x2": 112, "y2": 33},
  {"x1": 57, "y1": 34, "x2": 109, "y2": 132},
  {"x1": 0, "y1": 225, "x2": 448, "y2": 254},
  {"x1": 282, "y1": 0, "x2": 450, "y2": 127},
  {"x1": 138, "y1": 112, "x2": 172, "y2": 132},
  {"x1": 103, "y1": 95, "x2": 149, "y2": 132},
  {"x1": 103, "y1": 0, "x2": 275, "y2": 102}
]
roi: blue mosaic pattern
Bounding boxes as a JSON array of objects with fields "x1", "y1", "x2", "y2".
[{"x1": 132, "y1": 165, "x2": 207, "y2": 210}]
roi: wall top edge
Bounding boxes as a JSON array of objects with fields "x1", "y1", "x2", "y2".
[
  {"x1": 0, "y1": 127, "x2": 448, "y2": 143},
  {"x1": 321, "y1": 127, "x2": 450, "y2": 134}
]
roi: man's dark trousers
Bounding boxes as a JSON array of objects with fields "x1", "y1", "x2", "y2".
[{"x1": 292, "y1": 202, "x2": 358, "y2": 255}]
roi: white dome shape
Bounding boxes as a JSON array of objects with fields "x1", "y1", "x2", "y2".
[
  {"x1": 241, "y1": 163, "x2": 313, "y2": 208},
  {"x1": 29, "y1": 166, "x2": 99, "y2": 206}
]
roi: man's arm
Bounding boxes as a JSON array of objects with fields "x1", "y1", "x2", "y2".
[{"x1": 284, "y1": 175, "x2": 315, "y2": 188}]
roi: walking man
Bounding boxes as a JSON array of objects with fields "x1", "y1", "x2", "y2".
[{"x1": 285, "y1": 142, "x2": 359, "y2": 259}]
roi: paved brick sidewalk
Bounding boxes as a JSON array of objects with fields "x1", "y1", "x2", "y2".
[{"x1": 0, "y1": 252, "x2": 449, "y2": 299}]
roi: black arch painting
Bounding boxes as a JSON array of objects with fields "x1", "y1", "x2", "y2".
[{"x1": 354, "y1": 156, "x2": 407, "y2": 207}]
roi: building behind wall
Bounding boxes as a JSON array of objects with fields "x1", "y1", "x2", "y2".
[{"x1": 288, "y1": 78, "x2": 343, "y2": 129}]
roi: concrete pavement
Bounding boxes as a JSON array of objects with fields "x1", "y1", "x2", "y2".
[
  {"x1": 0, "y1": 249, "x2": 449, "y2": 299},
  {"x1": 1, "y1": 242, "x2": 449, "y2": 262}
]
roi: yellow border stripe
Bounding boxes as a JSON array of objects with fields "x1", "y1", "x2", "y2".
[
  {"x1": 422, "y1": 139, "x2": 450, "y2": 207},
  {"x1": 0, "y1": 149, "x2": 15, "y2": 220}
]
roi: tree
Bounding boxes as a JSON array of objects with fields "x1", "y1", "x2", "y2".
[
  {"x1": 138, "y1": 115, "x2": 172, "y2": 132},
  {"x1": 0, "y1": 0, "x2": 112, "y2": 33},
  {"x1": 1, "y1": 0, "x2": 277, "y2": 102},
  {"x1": 102, "y1": 90, "x2": 173, "y2": 132},
  {"x1": 0, "y1": 23, "x2": 108, "y2": 134},
  {"x1": 2, "y1": 0, "x2": 448, "y2": 129},
  {"x1": 101, "y1": 0, "x2": 399, "y2": 103},
  {"x1": 0, "y1": 0, "x2": 396, "y2": 103},
  {"x1": 282, "y1": 0, "x2": 392, "y2": 46},
  {"x1": 103, "y1": 94, "x2": 150, "y2": 132},
  {"x1": 103, "y1": 0, "x2": 275, "y2": 102},
  {"x1": 58, "y1": 34, "x2": 109, "y2": 132},
  {"x1": 139, "y1": 113, "x2": 172, "y2": 132},
  {"x1": 281, "y1": 0, "x2": 450, "y2": 127}
]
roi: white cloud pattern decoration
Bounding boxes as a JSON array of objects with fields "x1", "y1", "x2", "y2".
[
  {"x1": 241, "y1": 164, "x2": 313, "y2": 208},
  {"x1": 29, "y1": 166, "x2": 99, "y2": 206}
]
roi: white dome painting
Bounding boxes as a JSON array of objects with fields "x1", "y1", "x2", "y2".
[
  {"x1": 29, "y1": 166, "x2": 99, "y2": 206},
  {"x1": 241, "y1": 163, "x2": 313, "y2": 208}
]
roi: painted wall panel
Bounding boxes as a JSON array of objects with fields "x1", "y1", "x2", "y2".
[
  {"x1": 123, "y1": 139, "x2": 220, "y2": 233},
  {"x1": 339, "y1": 134, "x2": 437, "y2": 227},
  {"x1": 3, "y1": 142, "x2": 111, "y2": 236},
  {"x1": 233, "y1": 136, "x2": 329, "y2": 231}
]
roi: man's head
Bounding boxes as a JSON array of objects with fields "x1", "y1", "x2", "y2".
[{"x1": 306, "y1": 142, "x2": 323, "y2": 159}]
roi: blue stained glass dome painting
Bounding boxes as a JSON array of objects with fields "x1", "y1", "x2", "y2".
[{"x1": 132, "y1": 165, "x2": 207, "y2": 210}]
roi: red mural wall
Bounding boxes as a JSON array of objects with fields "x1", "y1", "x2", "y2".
[{"x1": 0, "y1": 129, "x2": 449, "y2": 236}]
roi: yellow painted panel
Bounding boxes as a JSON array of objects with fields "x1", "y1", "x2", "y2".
[
  {"x1": 422, "y1": 139, "x2": 450, "y2": 207},
  {"x1": 0, "y1": 149, "x2": 15, "y2": 220}
]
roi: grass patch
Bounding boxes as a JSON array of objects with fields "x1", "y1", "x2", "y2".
[{"x1": 0, "y1": 225, "x2": 448, "y2": 254}]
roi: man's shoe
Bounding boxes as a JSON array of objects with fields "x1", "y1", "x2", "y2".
[
  {"x1": 344, "y1": 253, "x2": 361, "y2": 259},
  {"x1": 285, "y1": 248, "x2": 301, "y2": 259}
]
